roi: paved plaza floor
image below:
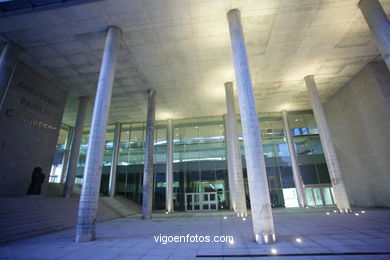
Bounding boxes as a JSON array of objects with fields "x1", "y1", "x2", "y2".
[{"x1": 0, "y1": 207, "x2": 389, "y2": 260}]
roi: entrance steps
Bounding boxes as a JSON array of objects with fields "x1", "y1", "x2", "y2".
[
  {"x1": 46, "y1": 183, "x2": 82, "y2": 197},
  {"x1": 0, "y1": 196, "x2": 141, "y2": 244}
]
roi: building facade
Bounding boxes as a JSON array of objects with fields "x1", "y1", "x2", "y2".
[{"x1": 52, "y1": 110, "x2": 335, "y2": 211}]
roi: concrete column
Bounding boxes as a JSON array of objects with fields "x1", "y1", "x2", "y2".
[
  {"x1": 0, "y1": 42, "x2": 21, "y2": 109},
  {"x1": 60, "y1": 126, "x2": 74, "y2": 184},
  {"x1": 223, "y1": 114, "x2": 237, "y2": 211},
  {"x1": 63, "y1": 97, "x2": 89, "y2": 197},
  {"x1": 108, "y1": 122, "x2": 121, "y2": 197},
  {"x1": 282, "y1": 110, "x2": 306, "y2": 208},
  {"x1": 304, "y1": 75, "x2": 351, "y2": 213},
  {"x1": 75, "y1": 26, "x2": 121, "y2": 242},
  {"x1": 225, "y1": 82, "x2": 247, "y2": 217},
  {"x1": 227, "y1": 9, "x2": 275, "y2": 244},
  {"x1": 359, "y1": 0, "x2": 390, "y2": 70},
  {"x1": 142, "y1": 89, "x2": 157, "y2": 220},
  {"x1": 165, "y1": 119, "x2": 174, "y2": 213}
]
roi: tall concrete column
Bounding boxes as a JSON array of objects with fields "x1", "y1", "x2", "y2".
[
  {"x1": 282, "y1": 110, "x2": 306, "y2": 208},
  {"x1": 60, "y1": 127, "x2": 74, "y2": 184},
  {"x1": 63, "y1": 96, "x2": 89, "y2": 197},
  {"x1": 75, "y1": 26, "x2": 121, "y2": 242},
  {"x1": 108, "y1": 122, "x2": 121, "y2": 197},
  {"x1": 359, "y1": 0, "x2": 390, "y2": 70},
  {"x1": 142, "y1": 89, "x2": 157, "y2": 220},
  {"x1": 165, "y1": 119, "x2": 174, "y2": 213},
  {"x1": 223, "y1": 114, "x2": 237, "y2": 211},
  {"x1": 304, "y1": 75, "x2": 351, "y2": 213},
  {"x1": 227, "y1": 9, "x2": 275, "y2": 244},
  {"x1": 0, "y1": 42, "x2": 21, "y2": 109},
  {"x1": 225, "y1": 82, "x2": 247, "y2": 217}
]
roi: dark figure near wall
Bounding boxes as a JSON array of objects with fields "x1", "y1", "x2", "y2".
[{"x1": 27, "y1": 167, "x2": 45, "y2": 195}]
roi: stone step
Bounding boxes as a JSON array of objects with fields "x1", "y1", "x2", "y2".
[{"x1": 0, "y1": 196, "x2": 140, "y2": 244}]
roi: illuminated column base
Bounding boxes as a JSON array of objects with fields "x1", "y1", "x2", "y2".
[
  {"x1": 339, "y1": 208, "x2": 352, "y2": 213},
  {"x1": 256, "y1": 233, "x2": 276, "y2": 244}
]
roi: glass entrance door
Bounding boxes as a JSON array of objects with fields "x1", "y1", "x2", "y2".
[
  {"x1": 304, "y1": 186, "x2": 335, "y2": 207},
  {"x1": 185, "y1": 192, "x2": 218, "y2": 211},
  {"x1": 202, "y1": 192, "x2": 218, "y2": 210}
]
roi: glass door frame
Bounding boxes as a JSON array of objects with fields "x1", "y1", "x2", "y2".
[{"x1": 185, "y1": 192, "x2": 218, "y2": 212}]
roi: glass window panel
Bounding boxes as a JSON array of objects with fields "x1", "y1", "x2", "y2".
[
  {"x1": 49, "y1": 125, "x2": 69, "y2": 183},
  {"x1": 294, "y1": 136, "x2": 312, "y2": 156},
  {"x1": 288, "y1": 114, "x2": 306, "y2": 135},
  {"x1": 153, "y1": 171, "x2": 166, "y2": 210},
  {"x1": 128, "y1": 123, "x2": 145, "y2": 165},
  {"x1": 263, "y1": 139, "x2": 276, "y2": 158},
  {"x1": 259, "y1": 113, "x2": 272, "y2": 138},
  {"x1": 194, "y1": 194, "x2": 200, "y2": 210},
  {"x1": 299, "y1": 165, "x2": 319, "y2": 184},
  {"x1": 313, "y1": 154, "x2": 326, "y2": 164},
  {"x1": 313, "y1": 188, "x2": 324, "y2": 206},
  {"x1": 269, "y1": 190, "x2": 284, "y2": 208},
  {"x1": 304, "y1": 112, "x2": 319, "y2": 134},
  {"x1": 56, "y1": 126, "x2": 68, "y2": 151},
  {"x1": 297, "y1": 154, "x2": 315, "y2": 165},
  {"x1": 266, "y1": 167, "x2": 282, "y2": 188},
  {"x1": 316, "y1": 163, "x2": 331, "y2": 183},
  {"x1": 305, "y1": 188, "x2": 316, "y2": 206},
  {"x1": 201, "y1": 170, "x2": 215, "y2": 181},
  {"x1": 119, "y1": 124, "x2": 131, "y2": 165},
  {"x1": 270, "y1": 112, "x2": 284, "y2": 137},
  {"x1": 76, "y1": 130, "x2": 90, "y2": 176},
  {"x1": 278, "y1": 155, "x2": 292, "y2": 166},
  {"x1": 103, "y1": 124, "x2": 115, "y2": 166},
  {"x1": 322, "y1": 187, "x2": 334, "y2": 205},
  {"x1": 310, "y1": 136, "x2": 324, "y2": 154},
  {"x1": 272, "y1": 138, "x2": 289, "y2": 157},
  {"x1": 154, "y1": 121, "x2": 167, "y2": 163},
  {"x1": 280, "y1": 166, "x2": 295, "y2": 188}
]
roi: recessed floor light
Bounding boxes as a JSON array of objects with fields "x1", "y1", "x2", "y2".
[{"x1": 271, "y1": 248, "x2": 277, "y2": 254}]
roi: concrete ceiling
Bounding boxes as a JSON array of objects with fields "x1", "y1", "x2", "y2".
[{"x1": 1, "y1": 0, "x2": 389, "y2": 126}]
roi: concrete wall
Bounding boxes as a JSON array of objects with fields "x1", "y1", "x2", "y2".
[
  {"x1": 0, "y1": 62, "x2": 67, "y2": 197},
  {"x1": 323, "y1": 62, "x2": 390, "y2": 208}
]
